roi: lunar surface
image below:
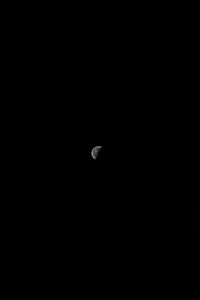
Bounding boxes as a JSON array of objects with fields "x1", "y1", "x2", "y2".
[{"x1": 91, "y1": 146, "x2": 102, "y2": 160}]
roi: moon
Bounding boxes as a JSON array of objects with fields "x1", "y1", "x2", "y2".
[{"x1": 91, "y1": 146, "x2": 102, "y2": 160}]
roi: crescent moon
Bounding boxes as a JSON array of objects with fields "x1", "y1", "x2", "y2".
[{"x1": 91, "y1": 146, "x2": 102, "y2": 160}]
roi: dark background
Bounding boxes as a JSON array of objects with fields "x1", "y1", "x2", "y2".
[
  {"x1": 2, "y1": 6, "x2": 177, "y2": 252},
  {"x1": 1, "y1": 5, "x2": 195, "y2": 293},
  {"x1": 193, "y1": 208, "x2": 200, "y2": 232}
]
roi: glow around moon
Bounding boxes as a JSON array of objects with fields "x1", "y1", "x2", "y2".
[{"x1": 91, "y1": 146, "x2": 102, "y2": 160}]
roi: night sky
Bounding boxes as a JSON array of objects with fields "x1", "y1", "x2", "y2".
[{"x1": 192, "y1": 208, "x2": 200, "y2": 232}]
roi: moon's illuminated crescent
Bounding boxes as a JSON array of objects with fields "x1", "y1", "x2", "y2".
[{"x1": 91, "y1": 146, "x2": 102, "y2": 160}]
